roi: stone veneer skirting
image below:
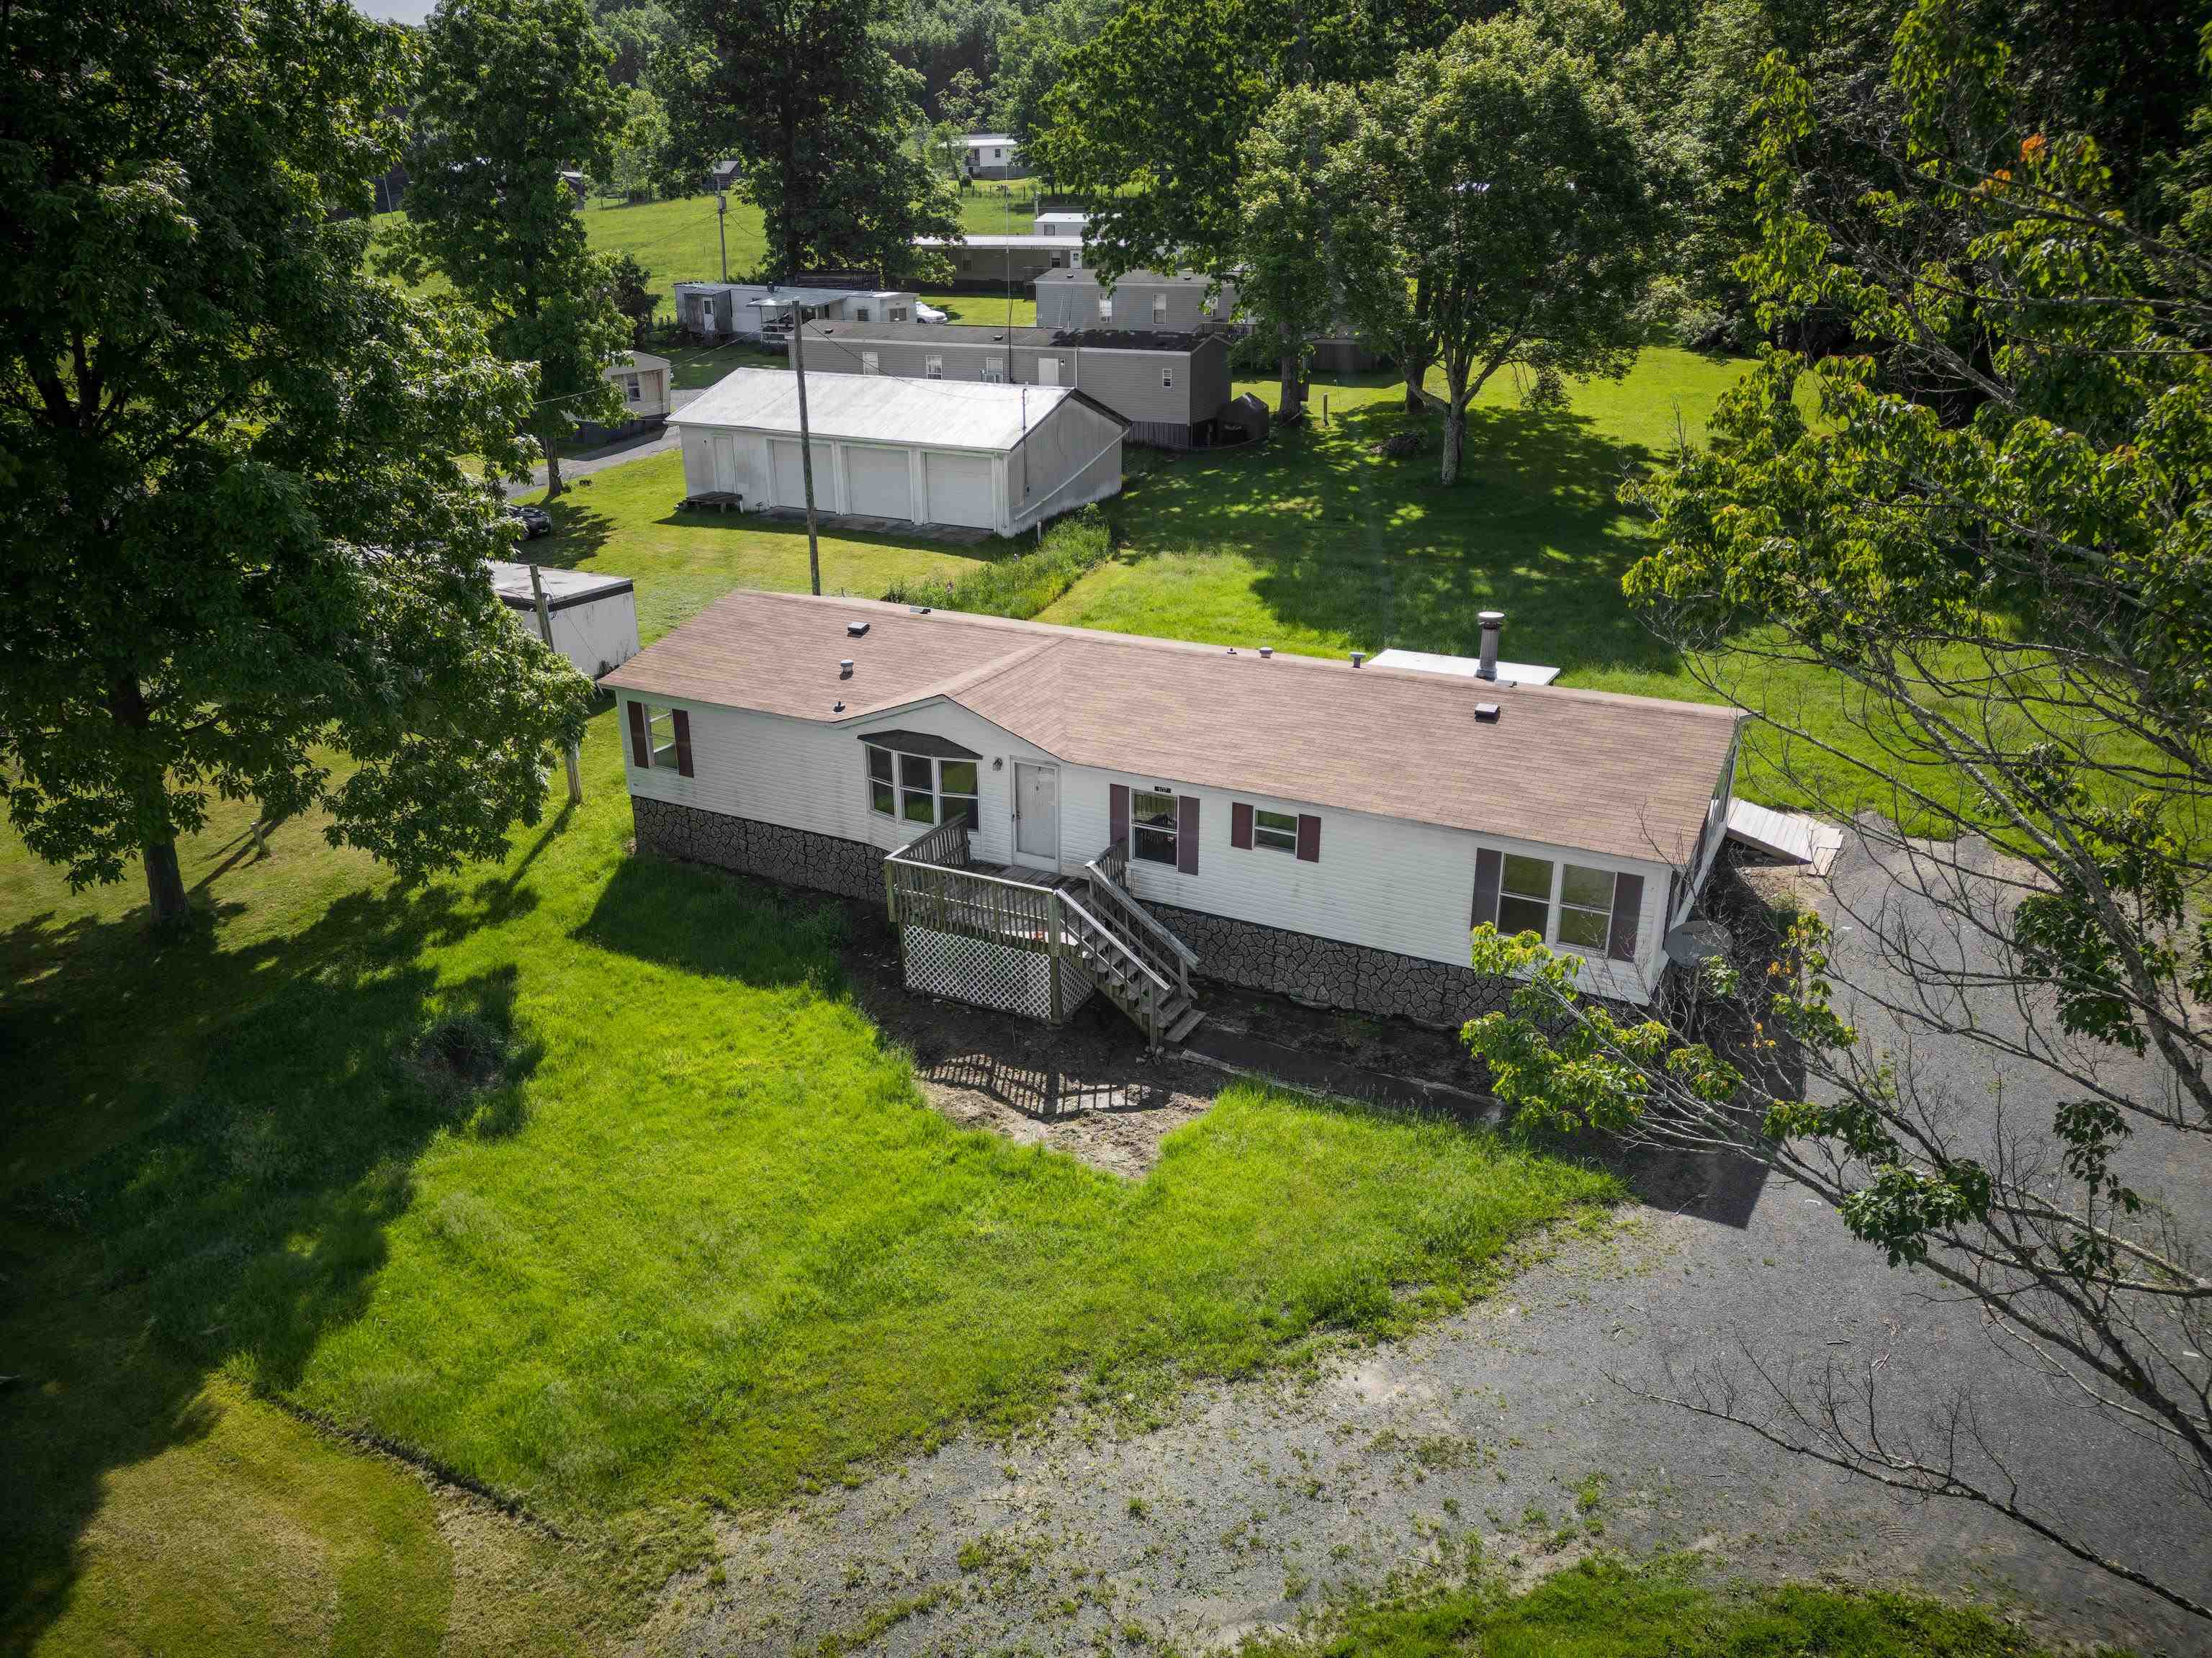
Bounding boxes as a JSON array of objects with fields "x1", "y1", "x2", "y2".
[
  {"x1": 1150, "y1": 901, "x2": 1520, "y2": 1030},
  {"x1": 631, "y1": 797, "x2": 1580, "y2": 1028},
  {"x1": 632, "y1": 796, "x2": 886, "y2": 902}
]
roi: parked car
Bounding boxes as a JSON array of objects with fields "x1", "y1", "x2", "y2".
[{"x1": 508, "y1": 503, "x2": 552, "y2": 539}]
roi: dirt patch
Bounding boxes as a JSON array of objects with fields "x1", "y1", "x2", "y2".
[{"x1": 839, "y1": 903, "x2": 1223, "y2": 1177}]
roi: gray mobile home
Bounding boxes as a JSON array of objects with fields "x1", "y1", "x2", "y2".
[
  {"x1": 801, "y1": 320, "x2": 1233, "y2": 449},
  {"x1": 1035, "y1": 268, "x2": 1239, "y2": 333},
  {"x1": 913, "y1": 234, "x2": 1084, "y2": 291}
]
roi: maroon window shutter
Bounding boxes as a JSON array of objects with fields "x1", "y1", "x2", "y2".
[
  {"x1": 1176, "y1": 794, "x2": 1199, "y2": 875},
  {"x1": 1110, "y1": 783, "x2": 1129, "y2": 847},
  {"x1": 1472, "y1": 847, "x2": 1502, "y2": 928},
  {"x1": 673, "y1": 708, "x2": 694, "y2": 778},
  {"x1": 626, "y1": 699, "x2": 650, "y2": 767},
  {"x1": 1230, "y1": 801, "x2": 1254, "y2": 850},
  {"x1": 1295, "y1": 814, "x2": 1320, "y2": 862},
  {"x1": 1607, "y1": 872, "x2": 1645, "y2": 961}
]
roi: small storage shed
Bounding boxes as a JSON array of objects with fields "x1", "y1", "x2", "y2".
[
  {"x1": 673, "y1": 368, "x2": 1126, "y2": 535},
  {"x1": 487, "y1": 562, "x2": 640, "y2": 680},
  {"x1": 578, "y1": 351, "x2": 672, "y2": 442}
]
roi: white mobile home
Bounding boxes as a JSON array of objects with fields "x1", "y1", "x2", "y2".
[
  {"x1": 673, "y1": 368, "x2": 1125, "y2": 535},
  {"x1": 605, "y1": 594, "x2": 1743, "y2": 1042},
  {"x1": 487, "y1": 562, "x2": 639, "y2": 680},
  {"x1": 675, "y1": 283, "x2": 921, "y2": 341},
  {"x1": 962, "y1": 134, "x2": 1022, "y2": 179},
  {"x1": 577, "y1": 350, "x2": 672, "y2": 442}
]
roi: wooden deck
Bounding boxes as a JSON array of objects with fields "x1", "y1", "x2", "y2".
[{"x1": 884, "y1": 822, "x2": 1202, "y2": 1047}]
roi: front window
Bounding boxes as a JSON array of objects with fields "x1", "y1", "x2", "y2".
[
  {"x1": 854, "y1": 306, "x2": 871, "y2": 323},
  {"x1": 1497, "y1": 854, "x2": 1553, "y2": 937},
  {"x1": 1133, "y1": 788, "x2": 1177, "y2": 865},
  {"x1": 624, "y1": 373, "x2": 642, "y2": 404},
  {"x1": 982, "y1": 360, "x2": 1004, "y2": 383},
  {"x1": 646, "y1": 705, "x2": 678, "y2": 767},
  {"x1": 1253, "y1": 808, "x2": 1298, "y2": 854},
  {"x1": 1556, "y1": 864, "x2": 1616, "y2": 950},
  {"x1": 867, "y1": 745, "x2": 977, "y2": 829},
  {"x1": 926, "y1": 354, "x2": 944, "y2": 379},
  {"x1": 891, "y1": 306, "x2": 909, "y2": 322},
  {"x1": 1161, "y1": 366, "x2": 1174, "y2": 389}
]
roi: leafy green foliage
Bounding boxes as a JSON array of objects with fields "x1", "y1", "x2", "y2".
[
  {"x1": 1237, "y1": 84, "x2": 1362, "y2": 415},
  {"x1": 881, "y1": 505, "x2": 1113, "y2": 616},
  {"x1": 390, "y1": 0, "x2": 634, "y2": 495},
  {"x1": 0, "y1": 0, "x2": 591, "y2": 923},
  {"x1": 660, "y1": 0, "x2": 960, "y2": 281}
]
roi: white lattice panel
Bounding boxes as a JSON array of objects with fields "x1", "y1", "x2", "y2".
[{"x1": 902, "y1": 927, "x2": 1091, "y2": 1024}]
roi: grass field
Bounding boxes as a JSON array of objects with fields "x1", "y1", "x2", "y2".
[
  {"x1": 1245, "y1": 1556, "x2": 2062, "y2": 1657},
  {"x1": 4, "y1": 650, "x2": 1619, "y2": 1653}
]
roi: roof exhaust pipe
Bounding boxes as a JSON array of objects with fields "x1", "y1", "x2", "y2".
[{"x1": 1478, "y1": 611, "x2": 1503, "y2": 680}]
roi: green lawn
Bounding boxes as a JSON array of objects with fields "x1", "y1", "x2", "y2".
[
  {"x1": 4, "y1": 640, "x2": 1617, "y2": 1652},
  {"x1": 1244, "y1": 1557, "x2": 2064, "y2": 1657}
]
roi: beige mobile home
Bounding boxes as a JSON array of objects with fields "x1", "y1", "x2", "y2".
[{"x1": 801, "y1": 319, "x2": 1233, "y2": 449}]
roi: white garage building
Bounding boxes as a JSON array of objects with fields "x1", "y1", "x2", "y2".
[{"x1": 673, "y1": 368, "x2": 1126, "y2": 536}]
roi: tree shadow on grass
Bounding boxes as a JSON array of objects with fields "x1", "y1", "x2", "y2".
[
  {"x1": 570, "y1": 850, "x2": 850, "y2": 992},
  {"x1": 525, "y1": 493, "x2": 618, "y2": 567},
  {"x1": 0, "y1": 880, "x2": 541, "y2": 1653},
  {"x1": 1115, "y1": 392, "x2": 1683, "y2": 677}
]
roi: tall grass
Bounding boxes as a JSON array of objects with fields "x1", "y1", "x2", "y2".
[{"x1": 882, "y1": 505, "x2": 1113, "y2": 619}]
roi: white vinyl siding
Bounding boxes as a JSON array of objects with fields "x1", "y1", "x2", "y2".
[{"x1": 625, "y1": 695, "x2": 1677, "y2": 1004}]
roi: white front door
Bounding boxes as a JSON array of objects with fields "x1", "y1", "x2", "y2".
[
  {"x1": 1036, "y1": 356, "x2": 1059, "y2": 387},
  {"x1": 1012, "y1": 762, "x2": 1058, "y2": 867}
]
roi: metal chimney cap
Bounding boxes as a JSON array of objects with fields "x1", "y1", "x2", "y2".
[
  {"x1": 1259, "y1": 645, "x2": 1273, "y2": 658},
  {"x1": 838, "y1": 659, "x2": 854, "y2": 677},
  {"x1": 1351, "y1": 650, "x2": 1365, "y2": 667},
  {"x1": 1478, "y1": 611, "x2": 1505, "y2": 628}
]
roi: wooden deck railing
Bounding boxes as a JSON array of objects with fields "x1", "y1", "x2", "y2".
[
  {"x1": 1083, "y1": 840, "x2": 1197, "y2": 999},
  {"x1": 884, "y1": 823, "x2": 1182, "y2": 1045}
]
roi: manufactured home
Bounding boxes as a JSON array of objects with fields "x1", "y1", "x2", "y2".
[
  {"x1": 1035, "y1": 268, "x2": 1238, "y2": 333},
  {"x1": 962, "y1": 134, "x2": 1022, "y2": 179},
  {"x1": 577, "y1": 350, "x2": 671, "y2": 442},
  {"x1": 673, "y1": 368, "x2": 1125, "y2": 535},
  {"x1": 1034, "y1": 212, "x2": 1089, "y2": 238},
  {"x1": 914, "y1": 234, "x2": 1082, "y2": 289},
  {"x1": 487, "y1": 562, "x2": 639, "y2": 680},
  {"x1": 673, "y1": 282, "x2": 921, "y2": 341},
  {"x1": 605, "y1": 594, "x2": 1743, "y2": 1044},
  {"x1": 800, "y1": 320, "x2": 1233, "y2": 449}
]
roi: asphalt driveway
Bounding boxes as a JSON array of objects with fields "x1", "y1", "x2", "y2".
[{"x1": 643, "y1": 830, "x2": 2208, "y2": 1657}]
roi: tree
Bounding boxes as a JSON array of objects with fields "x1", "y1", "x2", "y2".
[
  {"x1": 392, "y1": 0, "x2": 631, "y2": 500},
  {"x1": 0, "y1": 0, "x2": 593, "y2": 928},
  {"x1": 608, "y1": 83, "x2": 673, "y2": 200},
  {"x1": 662, "y1": 0, "x2": 959, "y2": 282},
  {"x1": 1357, "y1": 19, "x2": 1659, "y2": 484},
  {"x1": 598, "y1": 0, "x2": 679, "y2": 86},
  {"x1": 1460, "y1": 3, "x2": 2212, "y2": 1622},
  {"x1": 606, "y1": 251, "x2": 660, "y2": 345},
  {"x1": 1236, "y1": 85, "x2": 1360, "y2": 419},
  {"x1": 994, "y1": 0, "x2": 1118, "y2": 163},
  {"x1": 938, "y1": 65, "x2": 987, "y2": 130}
]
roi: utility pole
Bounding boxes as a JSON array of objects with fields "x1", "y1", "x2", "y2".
[
  {"x1": 787, "y1": 299, "x2": 822, "y2": 595},
  {"x1": 529, "y1": 563, "x2": 585, "y2": 806},
  {"x1": 716, "y1": 190, "x2": 729, "y2": 283}
]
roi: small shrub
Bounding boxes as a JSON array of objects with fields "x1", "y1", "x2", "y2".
[{"x1": 883, "y1": 505, "x2": 1112, "y2": 621}]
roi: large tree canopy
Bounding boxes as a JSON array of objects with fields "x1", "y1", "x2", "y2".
[
  {"x1": 662, "y1": 0, "x2": 959, "y2": 282},
  {"x1": 0, "y1": 0, "x2": 591, "y2": 926},
  {"x1": 390, "y1": 0, "x2": 631, "y2": 497},
  {"x1": 1462, "y1": 0, "x2": 2212, "y2": 1620}
]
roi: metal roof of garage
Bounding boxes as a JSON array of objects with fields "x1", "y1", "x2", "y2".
[{"x1": 670, "y1": 367, "x2": 1100, "y2": 454}]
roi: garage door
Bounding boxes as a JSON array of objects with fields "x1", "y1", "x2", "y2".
[
  {"x1": 845, "y1": 446, "x2": 912, "y2": 520},
  {"x1": 923, "y1": 451, "x2": 996, "y2": 528},
  {"x1": 770, "y1": 439, "x2": 832, "y2": 510}
]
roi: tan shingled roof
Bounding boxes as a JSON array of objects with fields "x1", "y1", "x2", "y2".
[{"x1": 601, "y1": 591, "x2": 1740, "y2": 864}]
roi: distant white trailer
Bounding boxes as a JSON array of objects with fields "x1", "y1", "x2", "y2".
[{"x1": 487, "y1": 561, "x2": 640, "y2": 680}]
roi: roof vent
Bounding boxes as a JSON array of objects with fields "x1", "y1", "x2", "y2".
[
  {"x1": 1259, "y1": 645, "x2": 1273, "y2": 659},
  {"x1": 910, "y1": 605, "x2": 932, "y2": 614},
  {"x1": 833, "y1": 700, "x2": 845, "y2": 712},
  {"x1": 1475, "y1": 702, "x2": 1501, "y2": 723},
  {"x1": 846, "y1": 620, "x2": 869, "y2": 637},
  {"x1": 1351, "y1": 651, "x2": 1365, "y2": 667},
  {"x1": 839, "y1": 659, "x2": 854, "y2": 679}
]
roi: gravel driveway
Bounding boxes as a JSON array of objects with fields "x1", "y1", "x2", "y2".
[{"x1": 639, "y1": 831, "x2": 2209, "y2": 1658}]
